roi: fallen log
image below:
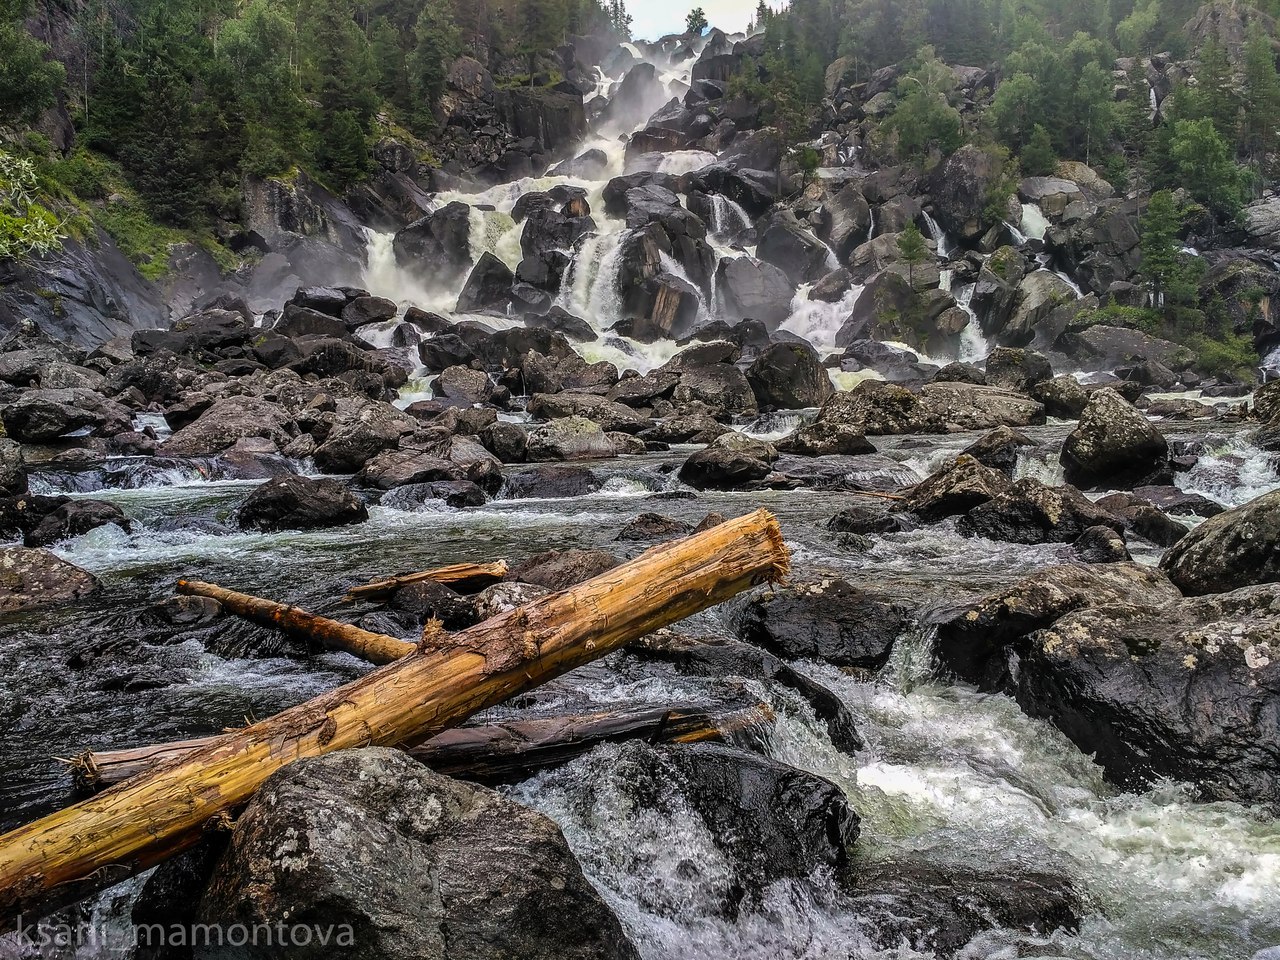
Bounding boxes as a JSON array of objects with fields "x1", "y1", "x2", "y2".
[
  {"x1": 176, "y1": 580, "x2": 415, "y2": 664},
  {"x1": 69, "y1": 702, "x2": 775, "y2": 792},
  {"x1": 0, "y1": 509, "x2": 788, "y2": 924},
  {"x1": 344, "y1": 561, "x2": 510, "y2": 603}
]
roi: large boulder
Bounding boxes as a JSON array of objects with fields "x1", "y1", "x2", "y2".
[
  {"x1": 25, "y1": 499, "x2": 131, "y2": 547},
  {"x1": 756, "y1": 209, "x2": 832, "y2": 285},
  {"x1": 815, "y1": 381, "x2": 1045, "y2": 436},
  {"x1": 455, "y1": 252, "x2": 514, "y2": 313},
  {"x1": 197, "y1": 748, "x2": 639, "y2": 960},
  {"x1": 735, "y1": 578, "x2": 907, "y2": 669},
  {"x1": 774, "y1": 422, "x2": 876, "y2": 457},
  {"x1": 1160, "y1": 490, "x2": 1280, "y2": 595},
  {"x1": 163, "y1": 397, "x2": 295, "y2": 458},
  {"x1": 512, "y1": 548, "x2": 619, "y2": 589},
  {"x1": 984, "y1": 347, "x2": 1052, "y2": 393},
  {"x1": 1054, "y1": 323, "x2": 1194, "y2": 372},
  {"x1": 713, "y1": 257, "x2": 795, "y2": 329},
  {"x1": 746, "y1": 342, "x2": 834, "y2": 411},
  {"x1": 1060, "y1": 388, "x2": 1169, "y2": 489},
  {"x1": 936, "y1": 564, "x2": 1280, "y2": 804},
  {"x1": 525, "y1": 417, "x2": 616, "y2": 462},
  {"x1": 0, "y1": 439, "x2": 26, "y2": 496},
  {"x1": 0, "y1": 547, "x2": 101, "y2": 613},
  {"x1": 237, "y1": 476, "x2": 369, "y2": 531},
  {"x1": 957, "y1": 477, "x2": 1125, "y2": 544},
  {"x1": 678, "y1": 433, "x2": 776, "y2": 490},
  {"x1": 313, "y1": 401, "x2": 414, "y2": 474},
  {"x1": 895, "y1": 454, "x2": 1012, "y2": 521},
  {"x1": 930, "y1": 145, "x2": 1004, "y2": 241},
  {"x1": 0, "y1": 388, "x2": 132, "y2": 442},
  {"x1": 393, "y1": 201, "x2": 473, "y2": 288}
]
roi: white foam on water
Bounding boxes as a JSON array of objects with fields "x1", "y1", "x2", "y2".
[
  {"x1": 1177, "y1": 436, "x2": 1280, "y2": 506},
  {"x1": 1020, "y1": 202, "x2": 1050, "y2": 242}
]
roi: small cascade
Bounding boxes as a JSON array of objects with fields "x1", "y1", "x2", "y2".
[
  {"x1": 779, "y1": 283, "x2": 864, "y2": 355},
  {"x1": 941, "y1": 268, "x2": 991, "y2": 363},
  {"x1": 1004, "y1": 220, "x2": 1029, "y2": 246},
  {"x1": 362, "y1": 228, "x2": 452, "y2": 313},
  {"x1": 1020, "y1": 202, "x2": 1050, "y2": 242},
  {"x1": 709, "y1": 194, "x2": 751, "y2": 241},
  {"x1": 921, "y1": 210, "x2": 952, "y2": 258},
  {"x1": 1051, "y1": 269, "x2": 1085, "y2": 298},
  {"x1": 1264, "y1": 343, "x2": 1280, "y2": 382},
  {"x1": 655, "y1": 150, "x2": 716, "y2": 176}
]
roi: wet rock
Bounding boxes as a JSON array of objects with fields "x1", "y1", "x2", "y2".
[
  {"x1": 341, "y1": 295, "x2": 397, "y2": 328},
  {"x1": 0, "y1": 547, "x2": 101, "y2": 613},
  {"x1": 436, "y1": 365, "x2": 493, "y2": 404},
  {"x1": 1032, "y1": 373, "x2": 1090, "y2": 418},
  {"x1": 746, "y1": 342, "x2": 835, "y2": 411},
  {"x1": 775, "y1": 422, "x2": 876, "y2": 457},
  {"x1": 503, "y1": 464, "x2": 601, "y2": 499},
  {"x1": 1060, "y1": 388, "x2": 1169, "y2": 489},
  {"x1": 1073, "y1": 524, "x2": 1132, "y2": 563},
  {"x1": 1094, "y1": 491, "x2": 1191, "y2": 547},
  {"x1": 932, "y1": 361, "x2": 987, "y2": 385},
  {"x1": 163, "y1": 397, "x2": 294, "y2": 458},
  {"x1": 0, "y1": 439, "x2": 26, "y2": 496},
  {"x1": 1056, "y1": 323, "x2": 1194, "y2": 372},
  {"x1": 380, "y1": 480, "x2": 487, "y2": 510},
  {"x1": 527, "y1": 393, "x2": 647, "y2": 433},
  {"x1": 473, "y1": 581, "x2": 551, "y2": 619},
  {"x1": 736, "y1": 578, "x2": 906, "y2": 670},
  {"x1": 513, "y1": 548, "x2": 619, "y2": 590},
  {"x1": 313, "y1": 401, "x2": 413, "y2": 474},
  {"x1": 155, "y1": 595, "x2": 224, "y2": 626},
  {"x1": 850, "y1": 861, "x2": 1081, "y2": 955},
  {"x1": 958, "y1": 477, "x2": 1125, "y2": 544},
  {"x1": 525, "y1": 416, "x2": 616, "y2": 462},
  {"x1": 816, "y1": 380, "x2": 1044, "y2": 436},
  {"x1": 393, "y1": 201, "x2": 473, "y2": 288},
  {"x1": 961, "y1": 425, "x2": 1034, "y2": 477},
  {"x1": 357, "y1": 445, "x2": 461, "y2": 490},
  {"x1": 895, "y1": 454, "x2": 1012, "y2": 522},
  {"x1": 418, "y1": 333, "x2": 478, "y2": 372},
  {"x1": 984, "y1": 347, "x2": 1052, "y2": 393},
  {"x1": 1160, "y1": 489, "x2": 1280, "y2": 595},
  {"x1": 930, "y1": 144, "x2": 1004, "y2": 240},
  {"x1": 456, "y1": 252, "x2": 515, "y2": 313},
  {"x1": 828, "y1": 504, "x2": 906, "y2": 535},
  {"x1": 639, "y1": 414, "x2": 729, "y2": 444},
  {"x1": 389, "y1": 580, "x2": 479, "y2": 629},
  {"x1": 479, "y1": 421, "x2": 528, "y2": 463},
  {"x1": 1131, "y1": 485, "x2": 1224, "y2": 518},
  {"x1": 197, "y1": 748, "x2": 639, "y2": 960},
  {"x1": 25, "y1": 499, "x2": 131, "y2": 547},
  {"x1": 756, "y1": 209, "x2": 832, "y2": 285},
  {"x1": 678, "y1": 434, "x2": 777, "y2": 490},
  {"x1": 919, "y1": 381, "x2": 1046, "y2": 430},
  {"x1": 0, "y1": 388, "x2": 132, "y2": 442},
  {"x1": 558, "y1": 741, "x2": 857, "y2": 914},
  {"x1": 616, "y1": 512, "x2": 692, "y2": 541},
  {"x1": 713, "y1": 256, "x2": 795, "y2": 329},
  {"x1": 237, "y1": 476, "x2": 368, "y2": 531}
]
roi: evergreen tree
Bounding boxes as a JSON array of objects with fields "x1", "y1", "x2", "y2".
[
  {"x1": 884, "y1": 52, "x2": 964, "y2": 159},
  {"x1": 123, "y1": 61, "x2": 205, "y2": 225},
  {"x1": 988, "y1": 72, "x2": 1042, "y2": 151},
  {"x1": 1140, "y1": 189, "x2": 1182, "y2": 308},
  {"x1": 409, "y1": 1, "x2": 462, "y2": 129},
  {"x1": 609, "y1": 0, "x2": 632, "y2": 38},
  {"x1": 686, "y1": 7, "x2": 708, "y2": 35},
  {"x1": 521, "y1": 0, "x2": 567, "y2": 80},
  {"x1": 1243, "y1": 22, "x2": 1280, "y2": 176},
  {"x1": 0, "y1": 0, "x2": 65, "y2": 125},
  {"x1": 1170, "y1": 117, "x2": 1246, "y2": 216},
  {"x1": 1072, "y1": 61, "x2": 1114, "y2": 165},
  {"x1": 1021, "y1": 123, "x2": 1057, "y2": 175},
  {"x1": 897, "y1": 220, "x2": 928, "y2": 285},
  {"x1": 1195, "y1": 31, "x2": 1237, "y2": 144},
  {"x1": 316, "y1": 108, "x2": 370, "y2": 189}
]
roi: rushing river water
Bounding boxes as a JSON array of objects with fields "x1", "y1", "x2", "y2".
[{"x1": 2, "y1": 417, "x2": 1278, "y2": 959}]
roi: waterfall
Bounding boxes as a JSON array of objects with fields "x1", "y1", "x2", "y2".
[
  {"x1": 1262, "y1": 343, "x2": 1280, "y2": 381},
  {"x1": 709, "y1": 195, "x2": 751, "y2": 239},
  {"x1": 1004, "y1": 220, "x2": 1029, "y2": 246},
  {"x1": 943, "y1": 268, "x2": 990, "y2": 363},
  {"x1": 1020, "y1": 203, "x2": 1050, "y2": 242},
  {"x1": 779, "y1": 282, "x2": 865, "y2": 355},
  {"x1": 921, "y1": 210, "x2": 952, "y2": 258},
  {"x1": 1051, "y1": 268, "x2": 1085, "y2": 298}
]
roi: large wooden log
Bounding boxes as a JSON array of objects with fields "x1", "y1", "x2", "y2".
[
  {"x1": 0, "y1": 509, "x2": 788, "y2": 924},
  {"x1": 344, "y1": 561, "x2": 510, "y2": 603},
  {"x1": 176, "y1": 580, "x2": 415, "y2": 664},
  {"x1": 69, "y1": 702, "x2": 774, "y2": 791}
]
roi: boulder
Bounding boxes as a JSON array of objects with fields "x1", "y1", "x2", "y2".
[
  {"x1": 957, "y1": 477, "x2": 1125, "y2": 544},
  {"x1": 380, "y1": 480, "x2": 487, "y2": 510},
  {"x1": 713, "y1": 257, "x2": 795, "y2": 329},
  {"x1": 930, "y1": 144, "x2": 1004, "y2": 241},
  {"x1": 895, "y1": 454, "x2": 1012, "y2": 521},
  {"x1": 1073, "y1": 524, "x2": 1132, "y2": 563},
  {"x1": 961, "y1": 425, "x2": 1034, "y2": 477},
  {"x1": 0, "y1": 547, "x2": 100, "y2": 613},
  {"x1": 984, "y1": 347, "x2": 1052, "y2": 392},
  {"x1": 512, "y1": 548, "x2": 619, "y2": 589},
  {"x1": 774, "y1": 422, "x2": 876, "y2": 457},
  {"x1": 1094, "y1": 491, "x2": 1191, "y2": 547},
  {"x1": 616, "y1": 513, "x2": 693, "y2": 541},
  {"x1": 827, "y1": 505, "x2": 906, "y2": 535},
  {"x1": 678, "y1": 434, "x2": 776, "y2": 490},
  {"x1": 25, "y1": 499, "x2": 131, "y2": 547},
  {"x1": 238, "y1": 476, "x2": 368, "y2": 531},
  {"x1": 527, "y1": 394, "x2": 648, "y2": 433},
  {"x1": 0, "y1": 388, "x2": 132, "y2": 442},
  {"x1": 525, "y1": 417, "x2": 616, "y2": 461},
  {"x1": 455, "y1": 252, "x2": 514, "y2": 313},
  {"x1": 1060, "y1": 388, "x2": 1169, "y2": 489},
  {"x1": 1055, "y1": 323, "x2": 1194, "y2": 372},
  {"x1": 503, "y1": 465, "x2": 601, "y2": 499},
  {"x1": 756, "y1": 209, "x2": 832, "y2": 285},
  {"x1": 163, "y1": 397, "x2": 294, "y2": 458},
  {"x1": 746, "y1": 342, "x2": 834, "y2": 411},
  {"x1": 0, "y1": 439, "x2": 26, "y2": 496},
  {"x1": 735, "y1": 578, "x2": 907, "y2": 669},
  {"x1": 197, "y1": 748, "x2": 639, "y2": 960},
  {"x1": 1032, "y1": 374, "x2": 1090, "y2": 418},
  {"x1": 1160, "y1": 490, "x2": 1280, "y2": 595},
  {"x1": 313, "y1": 402, "x2": 414, "y2": 474},
  {"x1": 937, "y1": 564, "x2": 1280, "y2": 803},
  {"x1": 393, "y1": 201, "x2": 473, "y2": 288}
]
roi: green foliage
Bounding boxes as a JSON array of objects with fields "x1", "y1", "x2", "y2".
[
  {"x1": 1021, "y1": 124, "x2": 1057, "y2": 175},
  {"x1": 410, "y1": 2, "x2": 463, "y2": 130},
  {"x1": 1243, "y1": 22, "x2": 1280, "y2": 175},
  {"x1": 1187, "y1": 331, "x2": 1260, "y2": 382},
  {"x1": 897, "y1": 220, "x2": 928, "y2": 284},
  {"x1": 883, "y1": 47, "x2": 964, "y2": 159},
  {"x1": 1169, "y1": 117, "x2": 1248, "y2": 216},
  {"x1": 0, "y1": 149, "x2": 63, "y2": 262},
  {"x1": 686, "y1": 7, "x2": 708, "y2": 34},
  {"x1": 0, "y1": 1, "x2": 65, "y2": 125}
]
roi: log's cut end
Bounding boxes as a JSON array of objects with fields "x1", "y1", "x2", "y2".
[{"x1": 753, "y1": 510, "x2": 791, "y2": 586}]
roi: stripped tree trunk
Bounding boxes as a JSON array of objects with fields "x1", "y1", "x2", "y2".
[
  {"x1": 0, "y1": 509, "x2": 788, "y2": 924},
  {"x1": 176, "y1": 580, "x2": 414, "y2": 664},
  {"x1": 343, "y1": 561, "x2": 510, "y2": 602},
  {"x1": 70, "y1": 702, "x2": 774, "y2": 791}
]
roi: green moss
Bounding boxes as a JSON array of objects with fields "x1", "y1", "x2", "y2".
[
  {"x1": 1187, "y1": 332, "x2": 1259, "y2": 383},
  {"x1": 95, "y1": 199, "x2": 186, "y2": 281}
]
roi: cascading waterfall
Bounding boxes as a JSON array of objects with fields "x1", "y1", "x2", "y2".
[
  {"x1": 921, "y1": 210, "x2": 952, "y2": 258},
  {"x1": 1019, "y1": 202, "x2": 1050, "y2": 242},
  {"x1": 940, "y1": 267, "x2": 991, "y2": 363}
]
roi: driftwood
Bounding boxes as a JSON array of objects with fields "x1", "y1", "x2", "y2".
[
  {"x1": 344, "y1": 561, "x2": 510, "y2": 603},
  {"x1": 0, "y1": 509, "x2": 789, "y2": 924},
  {"x1": 69, "y1": 702, "x2": 774, "y2": 791},
  {"x1": 176, "y1": 580, "x2": 415, "y2": 664}
]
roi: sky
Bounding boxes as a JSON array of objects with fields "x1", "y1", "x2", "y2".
[{"x1": 629, "y1": 0, "x2": 784, "y2": 42}]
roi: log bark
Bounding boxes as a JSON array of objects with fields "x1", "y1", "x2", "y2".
[
  {"x1": 176, "y1": 581, "x2": 415, "y2": 664},
  {"x1": 70, "y1": 702, "x2": 774, "y2": 791},
  {"x1": 344, "y1": 561, "x2": 510, "y2": 603},
  {"x1": 0, "y1": 509, "x2": 788, "y2": 924}
]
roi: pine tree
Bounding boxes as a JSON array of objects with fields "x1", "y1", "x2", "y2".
[
  {"x1": 1140, "y1": 189, "x2": 1182, "y2": 308},
  {"x1": 1021, "y1": 123, "x2": 1056, "y2": 175},
  {"x1": 1170, "y1": 117, "x2": 1246, "y2": 216},
  {"x1": 409, "y1": 1, "x2": 461, "y2": 128},
  {"x1": 609, "y1": 0, "x2": 632, "y2": 38},
  {"x1": 521, "y1": 0, "x2": 567, "y2": 81},
  {"x1": 1242, "y1": 22, "x2": 1280, "y2": 176},
  {"x1": 0, "y1": 0, "x2": 65, "y2": 125},
  {"x1": 686, "y1": 7, "x2": 708, "y2": 35},
  {"x1": 1196, "y1": 31, "x2": 1237, "y2": 144},
  {"x1": 897, "y1": 220, "x2": 928, "y2": 286}
]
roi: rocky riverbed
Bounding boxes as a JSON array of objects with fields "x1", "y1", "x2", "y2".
[{"x1": 2, "y1": 24, "x2": 1280, "y2": 960}]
